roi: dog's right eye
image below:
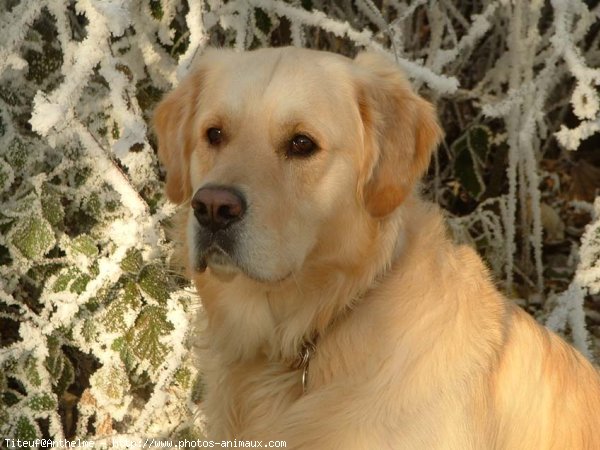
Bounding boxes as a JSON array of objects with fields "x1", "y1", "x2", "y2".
[{"x1": 207, "y1": 128, "x2": 223, "y2": 146}]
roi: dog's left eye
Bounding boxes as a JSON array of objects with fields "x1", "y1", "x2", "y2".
[
  {"x1": 207, "y1": 127, "x2": 223, "y2": 146},
  {"x1": 288, "y1": 134, "x2": 318, "y2": 157}
]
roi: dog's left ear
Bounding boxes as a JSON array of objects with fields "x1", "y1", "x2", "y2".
[{"x1": 354, "y1": 52, "x2": 443, "y2": 218}]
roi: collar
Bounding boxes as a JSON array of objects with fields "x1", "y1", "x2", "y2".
[{"x1": 292, "y1": 340, "x2": 317, "y2": 395}]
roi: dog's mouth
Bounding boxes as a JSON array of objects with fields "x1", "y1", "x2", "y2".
[
  {"x1": 194, "y1": 242, "x2": 240, "y2": 276},
  {"x1": 193, "y1": 241, "x2": 293, "y2": 284}
]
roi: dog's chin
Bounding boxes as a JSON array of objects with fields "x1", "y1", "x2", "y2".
[
  {"x1": 195, "y1": 248, "x2": 240, "y2": 282},
  {"x1": 193, "y1": 247, "x2": 292, "y2": 284}
]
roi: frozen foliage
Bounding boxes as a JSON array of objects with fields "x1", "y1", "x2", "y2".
[
  {"x1": 1, "y1": 0, "x2": 200, "y2": 441},
  {"x1": 547, "y1": 198, "x2": 600, "y2": 359},
  {"x1": 1, "y1": 0, "x2": 599, "y2": 443}
]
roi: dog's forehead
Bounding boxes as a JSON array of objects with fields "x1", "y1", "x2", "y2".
[{"x1": 202, "y1": 48, "x2": 354, "y2": 114}]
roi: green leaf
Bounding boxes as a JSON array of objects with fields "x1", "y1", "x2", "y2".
[
  {"x1": 452, "y1": 125, "x2": 491, "y2": 200},
  {"x1": 53, "y1": 267, "x2": 90, "y2": 294},
  {"x1": 90, "y1": 363, "x2": 130, "y2": 404},
  {"x1": 80, "y1": 319, "x2": 98, "y2": 344},
  {"x1": 71, "y1": 235, "x2": 98, "y2": 258},
  {"x1": 2, "y1": 390, "x2": 20, "y2": 407},
  {"x1": 0, "y1": 408, "x2": 9, "y2": 435},
  {"x1": 55, "y1": 356, "x2": 74, "y2": 395},
  {"x1": 25, "y1": 43, "x2": 62, "y2": 85},
  {"x1": 14, "y1": 416, "x2": 38, "y2": 443},
  {"x1": 23, "y1": 356, "x2": 42, "y2": 388},
  {"x1": 83, "y1": 192, "x2": 101, "y2": 216},
  {"x1": 45, "y1": 336, "x2": 63, "y2": 381},
  {"x1": 27, "y1": 393, "x2": 56, "y2": 412},
  {"x1": 125, "y1": 306, "x2": 174, "y2": 371},
  {"x1": 174, "y1": 425, "x2": 206, "y2": 442},
  {"x1": 120, "y1": 248, "x2": 143, "y2": 273},
  {"x1": 53, "y1": 268, "x2": 77, "y2": 292},
  {"x1": 254, "y1": 8, "x2": 272, "y2": 34},
  {"x1": 468, "y1": 126, "x2": 491, "y2": 161},
  {"x1": 10, "y1": 216, "x2": 55, "y2": 260},
  {"x1": 2, "y1": 357, "x2": 17, "y2": 373},
  {"x1": 41, "y1": 184, "x2": 64, "y2": 226},
  {"x1": 0, "y1": 157, "x2": 14, "y2": 192},
  {"x1": 8, "y1": 191, "x2": 38, "y2": 215},
  {"x1": 44, "y1": 336, "x2": 75, "y2": 394},
  {"x1": 0, "y1": 375, "x2": 18, "y2": 425},
  {"x1": 453, "y1": 136, "x2": 479, "y2": 196},
  {"x1": 0, "y1": 84, "x2": 24, "y2": 107},
  {"x1": 173, "y1": 367, "x2": 192, "y2": 389},
  {"x1": 70, "y1": 272, "x2": 91, "y2": 294},
  {"x1": 5, "y1": 138, "x2": 28, "y2": 171},
  {"x1": 102, "y1": 281, "x2": 142, "y2": 333},
  {"x1": 138, "y1": 265, "x2": 170, "y2": 303},
  {"x1": 111, "y1": 337, "x2": 137, "y2": 372},
  {"x1": 149, "y1": 0, "x2": 164, "y2": 19}
]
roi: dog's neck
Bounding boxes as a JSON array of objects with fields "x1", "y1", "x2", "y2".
[
  {"x1": 292, "y1": 227, "x2": 404, "y2": 392},
  {"x1": 194, "y1": 198, "x2": 412, "y2": 367}
]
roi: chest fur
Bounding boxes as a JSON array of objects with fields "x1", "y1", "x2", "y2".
[{"x1": 204, "y1": 357, "x2": 304, "y2": 438}]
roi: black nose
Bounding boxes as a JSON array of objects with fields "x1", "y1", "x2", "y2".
[{"x1": 191, "y1": 186, "x2": 246, "y2": 230}]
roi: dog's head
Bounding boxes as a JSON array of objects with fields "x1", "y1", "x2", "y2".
[{"x1": 154, "y1": 47, "x2": 442, "y2": 283}]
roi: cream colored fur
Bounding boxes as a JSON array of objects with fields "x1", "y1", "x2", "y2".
[{"x1": 154, "y1": 47, "x2": 600, "y2": 449}]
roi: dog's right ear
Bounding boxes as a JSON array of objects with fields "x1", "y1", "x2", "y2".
[{"x1": 153, "y1": 69, "x2": 205, "y2": 204}]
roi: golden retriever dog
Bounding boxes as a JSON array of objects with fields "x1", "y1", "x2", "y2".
[{"x1": 153, "y1": 47, "x2": 600, "y2": 449}]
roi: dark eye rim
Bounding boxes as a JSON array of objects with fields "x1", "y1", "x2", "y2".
[
  {"x1": 287, "y1": 133, "x2": 319, "y2": 158},
  {"x1": 206, "y1": 127, "x2": 224, "y2": 146}
]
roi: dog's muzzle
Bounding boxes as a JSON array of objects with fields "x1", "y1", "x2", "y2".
[{"x1": 191, "y1": 185, "x2": 246, "y2": 274}]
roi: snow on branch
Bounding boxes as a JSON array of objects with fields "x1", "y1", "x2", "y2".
[
  {"x1": 547, "y1": 198, "x2": 600, "y2": 358},
  {"x1": 211, "y1": 0, "x2": 459, "y2": 93},
  {"x1": 550, "y1": 0, "x2": 600, "y2": 150},
  {"x1": 0, "y1": 1, "x2": 44, "y2": 75}
]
